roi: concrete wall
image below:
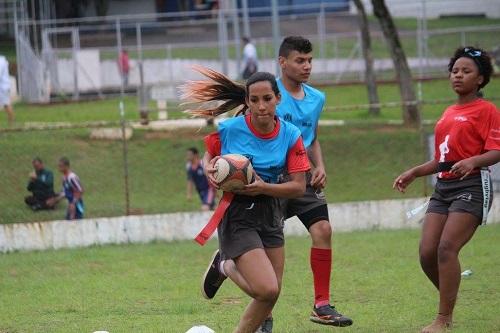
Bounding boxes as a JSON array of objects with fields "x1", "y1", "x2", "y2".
[
  {"x1": 53, "y1": 56, "x2": 448, "y2": 96},
  {"x1": 2, "y1": 196, "x2": 500, "y2": 253}
]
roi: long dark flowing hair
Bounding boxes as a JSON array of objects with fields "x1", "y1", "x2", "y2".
[{"x1": 180, "y1": 65, "x2": 280, "y2": 118}]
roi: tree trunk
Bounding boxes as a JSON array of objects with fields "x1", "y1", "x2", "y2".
[
  {"x1": 371, "y1": 0, "x2": 420, "y2": 126},
  {"x1": 94, "y1": 0, "x2": 110, "y2": 17},
  {"x1": 353, "y1": 0, "x2": 380, "y2": 116}
]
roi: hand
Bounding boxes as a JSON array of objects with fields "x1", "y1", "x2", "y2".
[
  {"x1": 310, "y1": 166, "x2": 326, "y2": 189},
  {"x1": 29, "y1": 172, "x2": 36, "y2": 180},
  {"x1": 393, "y1": 169, "x2": 416, "y2": 193},
  {"x1": 450, "y1": 158, "x2": 477, "y2": 180},
  {"x1": 204, "y1": 156, "x2": 220, "y2": 189},
  {"x1": 234, "y1": 174, "x2": 267, "y2": 197},
  {"x1": 46, "y1": 197, "x2": 56, "y2": 207}
]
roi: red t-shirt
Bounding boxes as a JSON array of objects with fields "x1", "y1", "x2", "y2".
[{"x1": 434, "y1": 99, "x2": 500, "y2": 179}]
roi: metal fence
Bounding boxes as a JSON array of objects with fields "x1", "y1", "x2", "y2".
[
  {"x1": 9, "y1": 1, "x2": 500, "y2": 104},
  {"x1": 1, "y1": 1, "x2": 500, "y2": 224}
]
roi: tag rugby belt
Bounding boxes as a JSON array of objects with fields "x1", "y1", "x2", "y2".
[
  {"x1": 437, "y1": 161, "x2": 458, "y2": 172},
  {"x1": 194, "y1": 192, "x2": 234, "y2": 245}
]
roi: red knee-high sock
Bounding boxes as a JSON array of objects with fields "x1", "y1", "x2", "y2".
[{"x1": 310, "y1": 247, "x2": 332, "y2": 307}]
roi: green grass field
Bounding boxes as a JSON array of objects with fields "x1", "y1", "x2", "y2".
[
  {"x1": 4, "y1": 78, "x2": 500, "y2": 126},
  {"x1": 0, "y1": 125, "x2": 429, "y2": 224},
  {"x1": 1, "y1": 225, "x2": 499, "y2": 332},
  {"x1": 1, "y1": 78, "x2": 500, "y2": 224}
]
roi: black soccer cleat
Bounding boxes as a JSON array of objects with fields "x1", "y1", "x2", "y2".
[
  {"x1": 201, "y1": 250, "x2": 227, "y2": 300},
  {"x1": 255, "y1": 317, "x2": 273, "y2": 333},
  {"x1": 310, "y1": 305, "x2": 353, "y2": 327}
]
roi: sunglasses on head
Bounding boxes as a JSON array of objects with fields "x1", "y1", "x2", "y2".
[{"x1": 464, "y1": 48, "x2": 482, "y2": 57}]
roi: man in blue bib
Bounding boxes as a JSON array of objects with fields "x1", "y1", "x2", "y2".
[{"x1": 275, "y1": 36, "x2": 353, "y2": 328}]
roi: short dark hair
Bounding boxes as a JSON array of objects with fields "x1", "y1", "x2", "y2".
[
  {"x1": 33, "y1": 157, "x2": 43, "y2": 164},
  {"x1": 448, "y1": 46, "x2": 493, "y2": 89},
  {"x1": 242, "y1": 36, "x2": 250, "y2": 44},
  {"x1": 59, "y1": 156, "x2": 70, "y2": 167},
  {"x1": 188, "y1": 147, "x2": 199, "y2": 155},
  {"x1": 279, "y1": 36, "x2": 313, "y2": 58}
]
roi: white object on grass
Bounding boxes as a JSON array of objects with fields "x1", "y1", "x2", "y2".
[
  {"x1": 406, "y1": 200, "x2": 430, "y2": 223},
  {"x1": 185, "y1": 326, "x2": 215, "y2": 333},
  {"x1": 461, "y1": 269, "x2": 473, "y2": 277},
  {"x1": 92, "y1": 331, "x2": 109, "y2": 333}
]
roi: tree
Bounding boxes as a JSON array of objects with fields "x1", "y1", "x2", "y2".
[
  {"x1": 371, "y1": 0, "x2": 420, "y2": 126},
  {"x1": 94, "y1": 0, "x2": 110, "y2": 17},
  {"x1": 353, "y1": 0, "x2": 380, "y2": 116},
  {"x1": 53, "y1": 0, "x2": 90, "y2": 19}
]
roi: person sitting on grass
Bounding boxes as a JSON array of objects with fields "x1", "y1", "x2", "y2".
[
  {"x1": 24, "y1": 157, "x2": 57, "y2": 211},
  {"x1": 48, "y1": 157, "x2": 84, "y2": 220},
  {"x1": 186, "y1": 147, "x2": 216, "y2": 211}
]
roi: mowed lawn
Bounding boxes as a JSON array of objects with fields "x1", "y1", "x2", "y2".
[
  {"x1": 0, "y1": 125, "x2": 429, "y2": 224},
  {"x1": 1, "y1": 78, "x2": 499, "y2": 224},
  {"x1": 2, "y1": 78, "x2": 499, "y2": 126},
  {"x1": 1, "y1": 225, "x2": 499, "y2": 332}
]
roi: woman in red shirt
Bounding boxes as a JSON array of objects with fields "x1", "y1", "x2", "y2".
[{"x1": 394, "y1": 47, "x2": 499, "y2": 333}]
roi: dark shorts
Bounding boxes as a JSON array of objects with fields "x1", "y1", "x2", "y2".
[
  {"x1": 427, "y1": 171, "x2": 493, "y2": 224},
  {"x1": 281, "y1": 172, "x2": 329, "y2": 229},
  {"x1": 198, "y1": 187, "x2": 216, "y2": 209},
  {"x1": 217, "y1": 195, "x2": 285, "y2": 260}
]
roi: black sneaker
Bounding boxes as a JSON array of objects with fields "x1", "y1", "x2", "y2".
[
  {"x1": 255, "y1": 317, "x2": 273, "y2": 333},
  {"x1": 310, "y1": 305, "x2": 353, "y2": 327},
  {"x1": 201, "y1": 250, "x2": 226, "y2": 299}
]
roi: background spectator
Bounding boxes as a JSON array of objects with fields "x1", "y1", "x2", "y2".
[
  {"x1": 242, "y1": 36, "x2": 258, "y2": 79},
  {"x1": 0, "y1": 54, "x2": 14, "y2": 125},
  {"x1": 51, "y1": 157, "x2": 85, "y2": 220},
  {"x1": 186, "y1": 147, "x2": 215, "y2": 211},
  {"x1": 118, "y1": 50, "x2": 130, "y2": 87},
  {"x1": 25, "y1": 157, "x2": 57, "y2": 211}
]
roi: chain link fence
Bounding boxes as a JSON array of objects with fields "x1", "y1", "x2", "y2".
[{"x1": 1, "y1": 1, "x2": 500, "y2": 224}]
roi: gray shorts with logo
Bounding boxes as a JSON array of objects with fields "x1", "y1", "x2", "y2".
[
  {"x1": 218, "y1": 195, "x2": 285, "y2": 260},
  {"x1": 427, "y1": 172, "x2": 493, "y2": 224}
]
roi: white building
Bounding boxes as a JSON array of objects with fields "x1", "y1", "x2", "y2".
[{"x1": 350, "y1": 0, "x2": 500, "y2": 19}]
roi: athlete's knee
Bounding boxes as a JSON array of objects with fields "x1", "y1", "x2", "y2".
[
  {"x1": 310, "y1": 220, "x2": 332, "y2": 241},
  {"x1": 253, "y1": 282, "x2": 280, "y2": 303},
  {"x1": 437, "y1": 240, "x2": 458, "y2": 264},
  {"x1": 419, "y1": 244, "x2": 437, "y2": 268}
]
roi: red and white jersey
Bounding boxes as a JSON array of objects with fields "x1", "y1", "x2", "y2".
[{"x1": 434, "y1": 99, "x2": 500, "y2": 179}]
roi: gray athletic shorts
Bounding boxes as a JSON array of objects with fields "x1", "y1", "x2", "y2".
[
  {"x1": 281, "y1": 171, "x2": 329, "y2": 228},
  {"x1": 217, "y1": 195, "x2": 285, "y2": 260},
  {"x1": 427, "y1": 171, "x2": 493, "y2": 224}
]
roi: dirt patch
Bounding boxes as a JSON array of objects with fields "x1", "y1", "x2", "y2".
[{"x1": 221, "y1": 296, "x2": 243, "y2": 305}]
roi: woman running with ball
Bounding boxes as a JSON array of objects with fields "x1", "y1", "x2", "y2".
[
  {"x1": 394, "y1": 47, "x2": 499, "y2": 333},
  {"x1": 182, "y1": 67, "x2": 309, "y2": 333}
]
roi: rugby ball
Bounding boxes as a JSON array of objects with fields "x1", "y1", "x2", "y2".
[{"x1": 213, "y1": 154, "x2": 254, "y2": 191}]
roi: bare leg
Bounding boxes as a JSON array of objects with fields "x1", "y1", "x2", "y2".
[
  {"x1": 263, "y1": 247, "x2": 285, "y2": 319},
  {"x1": 421, "y1": 212, "x2": 479, "y2": 333},
  {"x1": 419, "y1": 213, "x2": 447, "y2": 290},
  {"x1": 309, "y1": 220, "x2": 332, "y2": 249},
  {"x1": 4, "y1": 104, "x2": 14, "y2": 125},
  {"x1": 228, "y1": 248, "x2": 282, "y2": 333}
]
